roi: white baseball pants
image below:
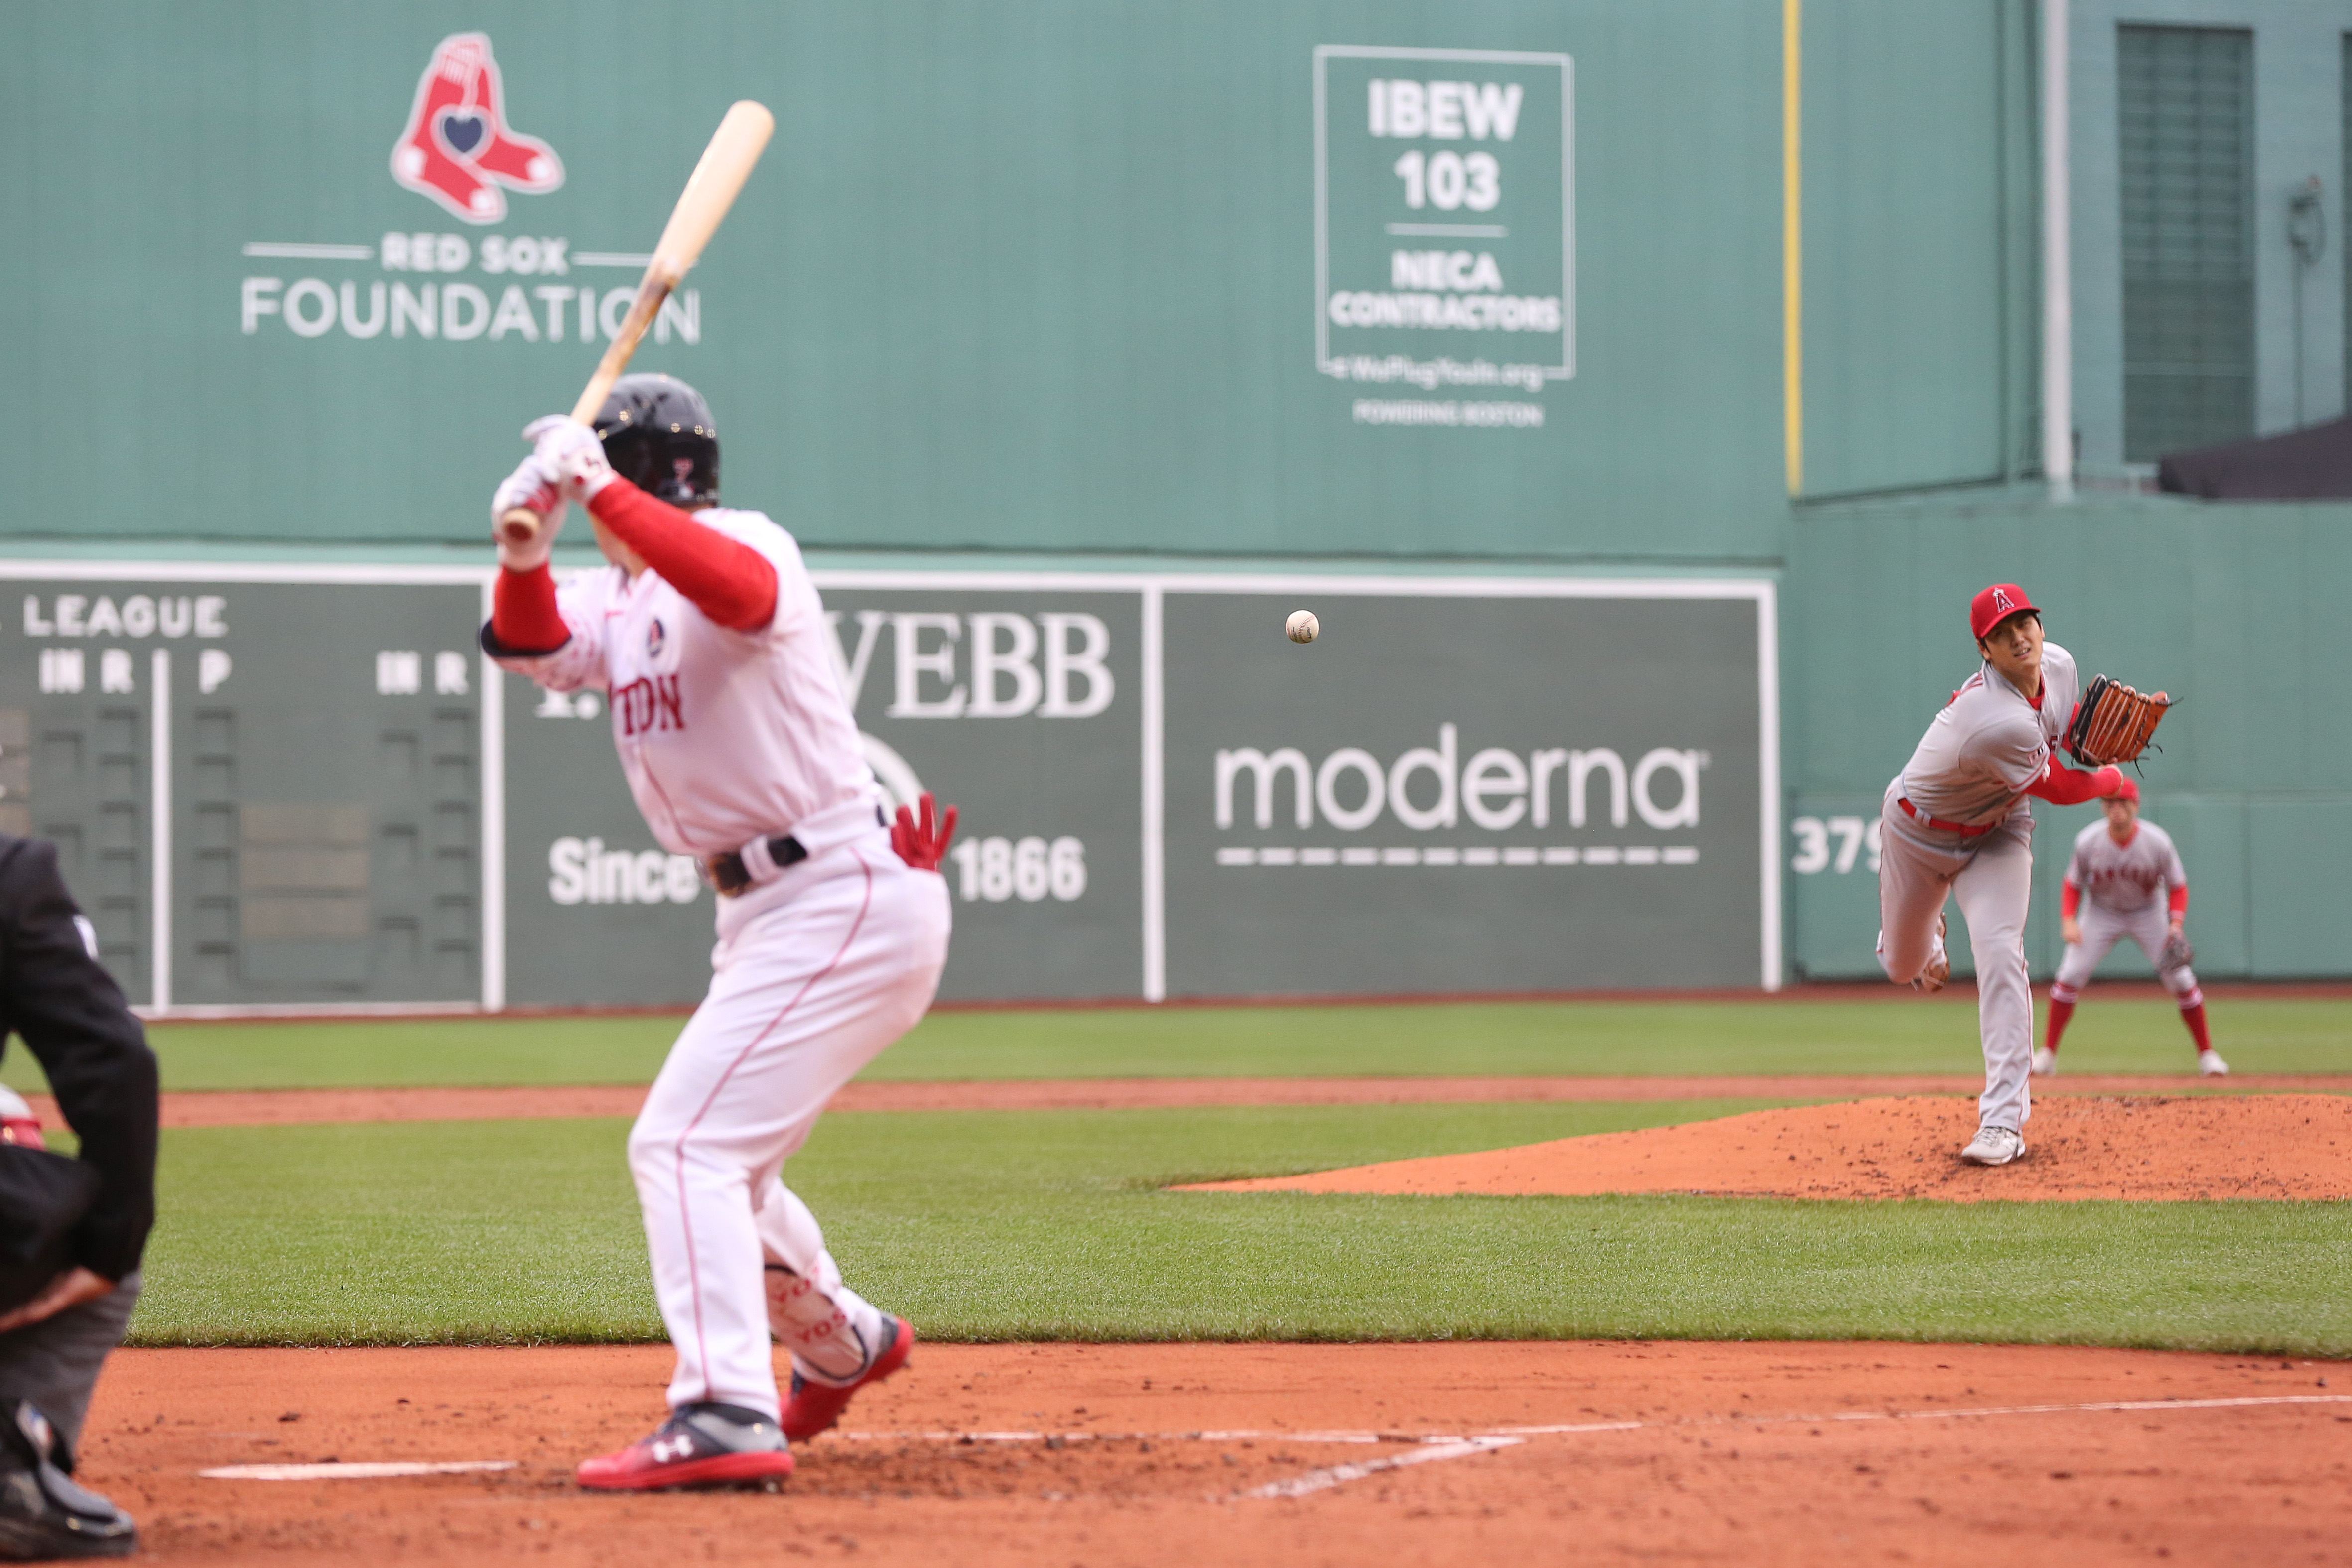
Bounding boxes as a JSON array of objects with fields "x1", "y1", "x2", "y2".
[
  {"x1": 1875, "y1": 792, "x2": 2036, "y2": 1134},
  {"x1": 2053, "y1": 899, "x2": 2200, "y2": 1006},
  {"x1": 628, "y1": 827, "x2": 951, "y2": 1420}
]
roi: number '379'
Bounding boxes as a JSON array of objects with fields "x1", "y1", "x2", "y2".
[{"x1": 1789, "y1": 815, "x2": 1881, "y2": 875}]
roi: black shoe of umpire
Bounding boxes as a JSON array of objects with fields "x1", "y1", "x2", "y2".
[{"x1": 0, "y1": 1402, "x2": 136, "y2": 1561}]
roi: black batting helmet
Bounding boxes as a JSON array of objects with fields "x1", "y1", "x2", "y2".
[{"x1": 592, "y1": 373, "x2": 720, "y2": 507}]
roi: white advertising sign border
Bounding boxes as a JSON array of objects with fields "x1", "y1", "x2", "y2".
[{"x1": 1312, "y1": 44, "x2": 1577, "y2": 380}]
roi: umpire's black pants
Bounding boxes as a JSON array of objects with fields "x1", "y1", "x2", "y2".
[{"x1": 0, "y1": 1275, "x2": 140, "y2": 1450}]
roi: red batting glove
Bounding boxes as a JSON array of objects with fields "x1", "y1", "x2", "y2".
[{"x1": 891, "y1": 792, "x2": 958, "y2": 872}]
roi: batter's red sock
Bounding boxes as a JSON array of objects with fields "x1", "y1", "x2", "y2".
[
  {"x1": 2181, "y1": 1003, "x2": 2213, "y2": 1054},
  {"x1": 2043, "y1": 997, "x2": 2075, "y2": 1054}
]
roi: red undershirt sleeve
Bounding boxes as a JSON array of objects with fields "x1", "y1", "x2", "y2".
[
  {"x1": 490, "y1": 562, "x2": 569, "y2": 653},
  {"x1": 2023, "y1": 758, "x2": 2121, "y2": 807},
  {"x1": 586, "y1": 478, "x2": 779, "y2": 633},
  {"x1": 2061, "y1": 881, "x2": 2081, "y2": 920},
  {"x1": 2169, "y1": 884, "x2": 2189, "y2": 917}
]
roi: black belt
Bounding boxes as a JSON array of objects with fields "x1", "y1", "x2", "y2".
[
  {"x1": 703, "y1": 806, "x2": 889, "y2": 897},
  {"x1": 704, "y1": 835, "x2": 808, "y2": 897}
]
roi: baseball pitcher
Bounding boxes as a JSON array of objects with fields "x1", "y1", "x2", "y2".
[
  {"x1": 1875, "y1": 584, "x2": 2142, "y2": 1167},
  {"x1": 482, "y1": 374, "x2": 954, "y2": 1492},
  {"x1": 2035, "y1": 777, "x2": 2223, "y2": 1076}
]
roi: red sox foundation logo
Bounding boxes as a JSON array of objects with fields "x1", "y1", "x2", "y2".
[{"x1": 390, "y1": 33, "x2": 563, "y2": 224}]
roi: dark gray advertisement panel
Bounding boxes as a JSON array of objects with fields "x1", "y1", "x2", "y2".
[
  {"x1": 498, "y1": 659, "x2": 715, "y2": 1009},
  {"x1": 4, "y1": 563, "x2": 1776, "y2": 1014},
  {"x1": 1158, "y1": 581, "x2": 1777, "y2": 995},
  {"x1": 501, "y1": 577, "x2": 1145, "y2": 1008}
]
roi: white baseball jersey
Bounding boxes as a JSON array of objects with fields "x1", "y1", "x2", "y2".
[
  {"x1": 489, "y1": 508, "x2": 875, "y2": 858},
  {"x1": 2065, "y1": 819, "x2": 2186, "y2": 915},
  {"x1": 1890, "y1": 642, "x2": 2083, "y2": 830}
]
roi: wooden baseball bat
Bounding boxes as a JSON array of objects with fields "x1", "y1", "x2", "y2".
[{"x1": 498, "y1": 100, "x2": 776, "y2": 545}]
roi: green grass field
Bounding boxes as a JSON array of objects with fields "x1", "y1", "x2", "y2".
[
  {"x1": 3, "y1": 993, "x2": 2345, "y2": 1094},
  {"x1": 3, "y1": 995, "x2": 2344, "y2": 1356},
  {"x1": 130, "y1": 1104, "x2": 2352, "y2": 1355}
]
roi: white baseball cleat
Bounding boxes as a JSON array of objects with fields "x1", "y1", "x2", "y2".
[
  {"x1": 1912, "y1": 914, "x2": 1951, "y2": 993},
  {"x1": 2031, "y1": 1046, "x2": 2056, "y2": 1076},
  {"x1": 1960, "y1": 1126, "x2": 2025, "y2": 1166},
  {"x1": 2197, "y1": 1050, "x2": 2230, "y2": 1077}
]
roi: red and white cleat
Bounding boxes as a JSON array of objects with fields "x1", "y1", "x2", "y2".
[
  {"x1": 783, "y1": 1315, "x2": 914, "y2": 1442},
  {"x1": 576, "y1": 1404, "x2": 794, "y2": 1492}
]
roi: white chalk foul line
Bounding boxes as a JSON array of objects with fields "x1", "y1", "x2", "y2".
[
  {"x1": 837, "y1": 1428, "x2": 1474, "y2": 1446},
  {"x1": 838, "y1": 1393, "x2": 2352, "y2": 1453},
  {"x1": 1737, "y1": 1392, "x2": 2352, "y2": 1428},
  {"x1": 1237, "y1": 1436, "x2": 1524, "y2": 1500},
  {"x1": 201, "y1": 1460, "x2": 517, "y2": 1481}
]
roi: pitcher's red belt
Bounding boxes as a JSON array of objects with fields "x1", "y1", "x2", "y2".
[{"x1": 1898, "y1": 798, "x2": 1997, "y2": 838}]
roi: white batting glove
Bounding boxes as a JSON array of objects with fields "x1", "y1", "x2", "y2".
[
  {"x1": 490, "y1": 451, "x2": 565, "y2": 572},
  {"x1": 526, "y1": 414, "x2": 617, "y2": 503}
]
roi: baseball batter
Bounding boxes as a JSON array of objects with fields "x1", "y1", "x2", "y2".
[
  {"x1": 482, "y1": 374, "x2": 954, "y2": 1491},
  {"x1": 2035, "y1": 779, "x2": 2224, "y2": 1076},
  {"x1": 1875, "y1": 584, "x2": 2127, "y2": 1166}
]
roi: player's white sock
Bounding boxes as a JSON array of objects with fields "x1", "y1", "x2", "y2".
[
  {"x1": 763, "y1": 1257, "x2": 887, "y2": 1385},
  {"x1": 756, "y1": 1183, "x2": 889, "y2": 1385}
]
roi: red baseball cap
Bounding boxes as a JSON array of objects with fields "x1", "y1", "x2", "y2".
[
  {"x1": 1969, "y1": 582, "x2": 2039, "y2": 641},
  {"x1": 2105, "y1": 776, "x2": 2140, "y2": 804}
]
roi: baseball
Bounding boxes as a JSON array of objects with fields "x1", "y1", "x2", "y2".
[{"x1": 1285, "y1": 609, "x2": 1319, "y2": 644}]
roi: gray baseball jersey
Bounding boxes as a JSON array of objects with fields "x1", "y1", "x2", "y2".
[
  {"x1": 1890, "y1": 642, "x2": 2083, "y2": 829},
  {"x1": 2065, "y1": 819, "x2": 2186, "y2": 915}
]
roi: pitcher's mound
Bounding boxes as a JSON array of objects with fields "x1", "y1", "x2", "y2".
[{"x1": 1179, "y1": 1094, "x2": 2352, "y2": 1202}]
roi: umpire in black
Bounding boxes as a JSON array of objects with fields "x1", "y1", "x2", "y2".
[{"x1": 0, "y1": 835, "x2": 156, "y2": 1560}]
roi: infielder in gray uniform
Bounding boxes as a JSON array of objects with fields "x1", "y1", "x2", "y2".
[
  {"x1": 2034, "y1": 776, "x2": 2224, "y2": 1077},
  {"x1": 1875, "y1": 584, "x2": 2126, "y2": 1166}
]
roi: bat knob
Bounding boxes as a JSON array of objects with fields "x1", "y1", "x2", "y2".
[{"x1": 497, "y1": 508, "x2": 543, "y2": 545}]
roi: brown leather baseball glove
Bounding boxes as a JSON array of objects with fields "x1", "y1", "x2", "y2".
[{"x1": 2064, "y1": 676, "x2": 2172, "y2": 767}]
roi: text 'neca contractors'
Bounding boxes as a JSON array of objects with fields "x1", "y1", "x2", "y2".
[{"x1": 1327, "y1": 291, "x2": 1563, "y2": 332}]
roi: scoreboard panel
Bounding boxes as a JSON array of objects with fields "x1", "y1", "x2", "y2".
[{"x1": 1, "y1": 567, "x2": 492, "y2": 1012}]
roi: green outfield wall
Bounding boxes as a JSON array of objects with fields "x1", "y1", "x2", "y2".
[
  {"x1": 0, "y1": 0, "x2": 1794, "y2": 561},
  {"x1": 4, "y1": 2, "x2": 2349, "y2": 1004},
  {"x1": 1784, "y1": 494, "x2": 2352, "y2": 983}
]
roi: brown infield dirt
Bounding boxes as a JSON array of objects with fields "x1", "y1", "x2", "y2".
[
  {"x1": 82, "y1": 1342, "x2": 2352, "y2": 1566},
  {"x1": 25, "y1": 1073, "x2": 2352, "y2": 1129},
  {"x1": 1186, "y1": 1093, "x2": 2352, "y2": 1201}
]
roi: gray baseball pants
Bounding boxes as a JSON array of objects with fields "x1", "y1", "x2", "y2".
[
  {"x1": 0, "y1": 1274, "x2": 140, "y2": 1450},
  {"x1": 1875, "y1": 792, "x2": 2036, "y2": 1135},
  {"x1": 2053, "y1": 900, "x2": 2201, "y2": 1006}
]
